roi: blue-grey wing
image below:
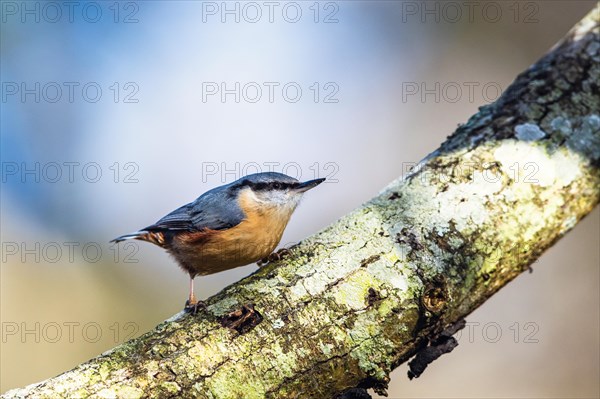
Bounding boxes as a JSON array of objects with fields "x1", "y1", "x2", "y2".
[{"x1": 143, "y1": 186, "x2": 245, "y2": 232}]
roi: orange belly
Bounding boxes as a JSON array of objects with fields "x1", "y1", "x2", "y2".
[{"x1": 168, "y1": 191, "x2": 294, "y2": 276}]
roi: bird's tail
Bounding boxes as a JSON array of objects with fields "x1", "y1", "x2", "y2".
[{"x1": 110, "y1": 230, "x2": 167, "y2": 247}]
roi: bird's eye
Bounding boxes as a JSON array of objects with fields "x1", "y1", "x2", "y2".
[{"x1": 272, "y1": 182, "x2": 282, "y2": 190}]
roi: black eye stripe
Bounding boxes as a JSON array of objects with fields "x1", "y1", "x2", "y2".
[
  {"x1": 232, "y1": 180, "x2": 299, "y2": 191},
  {"x1": 255, "y1": 182, "x2": 298, "y2": 191}
]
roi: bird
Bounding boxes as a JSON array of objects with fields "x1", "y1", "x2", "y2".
[{"x1": 111, "y1": 172, "x2": 325, "y2": 312}]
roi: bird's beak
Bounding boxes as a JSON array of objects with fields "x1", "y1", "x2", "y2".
[{"x1": 295, "y1": 178, "x2": 326, "y2": 193}]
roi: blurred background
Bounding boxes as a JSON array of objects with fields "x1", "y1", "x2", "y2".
[{"x1": 1, "y1": 1, "x2": 598, "y2": 397}]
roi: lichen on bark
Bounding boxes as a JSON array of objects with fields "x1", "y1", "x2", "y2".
[{"x1": 3, "y1": 8, "x2": 599, "y2": 399}]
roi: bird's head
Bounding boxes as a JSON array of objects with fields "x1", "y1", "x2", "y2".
[{"x1": 231, "y1": 172, "x2": 325, "y2": 213}]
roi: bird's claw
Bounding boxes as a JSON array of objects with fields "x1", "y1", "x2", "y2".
[
  {"x1": 184, "y1": 300, "x2": 207, "y2": 314},
  {"x1": 257, "y1": 247, "x2": 293, "y2": 267}
]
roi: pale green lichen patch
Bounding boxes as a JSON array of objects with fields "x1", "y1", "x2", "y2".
[
  {"x1": 205, "y1": 362, "x2": 267, "y2": 399},
  {"x1": 187, "y1": 338, "x2": 229, "y2": 376},
  {"x1": 375, "y1": 297, "x2": 397, "y2": 318},
  {"x1": 494, "y1": 140, "x2": 583, "y2": 188},
  {"x1": 287, "y1": 280, "x2": 309, "y2": 302},
  {"x1": 332, "y1": 269, "x2": 377, "y2": 311},
  {"x1": 436, "y1": 181, "x2": 496, "y2": 231},
  {"x1": 447, "y1": 234, "x2": 465, "y2": 250},
  {"x1": 159, "y1": 381, "x2": 181, "y2": 394},
  {"x1": 320, "y1": 342, "x2": 334, "y2": 356},
  {"x1": 288, "y1": 216, "x2": 393, "y2": 303},
  {"x1": 258, "y1": 339, "x2": 300, "y2": 377},
  {"x1": 207, "y1": 296, "x2": 241, "y2": 317},
  {"x1": 271, "y1": 318, "x2": 285, "y2": 329},
  {"x1": 96, "y1": 385, "x2": 144, "y2": 399},
  {"x1": 293, "y1": 261, "x2": 317, "y2": 278},
  {"x1": 515, "y1": 123, "x2": 546, "y2": 141},
  {"x1": 302, "y1": 268, "x2": 334, "y2": 296},
  {"x1": 550, "y1": 116, "x2": 573, "y2": 135},
  {"x1": 292, "y1": 298, "x2": 335, "y2": 333},
  {"x1": 390, "y1": 163, "x2": 499, "y2": 243},
  {"x1": 143, "y1": 360, "x2": 159, "y2": 379},
  {"x1": 560, "y1": 215, "x2": 578, "y2": 234},
  {"x1": 349, "y1": 319, "x2": 396, "y2": 382},
  {"x1": 98, "y1": 363, "x2": 111, "y2": 381},
  {"x1": 243, "y1": 276, "x2": 282, "y2": 297},
  {"x1": 565, "y1": 114, "x2": 600, "y2": 161},
  {"x1": 366, "y1": 259, "x2": 408, "y2": 293}
]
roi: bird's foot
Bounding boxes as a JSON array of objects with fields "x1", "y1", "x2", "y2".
[
  {"x1": 257, "y1": 247, "x2": 293, "y2": 267},
  {"x1": 184, "y1": 299, "x2": 207, "y2": 314}
]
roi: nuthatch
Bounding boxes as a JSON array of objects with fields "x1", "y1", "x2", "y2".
[{"x1": 111, "y1": 172, "x2": 325, "y2": 311}]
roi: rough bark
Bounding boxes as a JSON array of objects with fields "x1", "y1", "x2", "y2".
[{"x1": 4, "y1": 8, "x2": 599, "y2": 399}]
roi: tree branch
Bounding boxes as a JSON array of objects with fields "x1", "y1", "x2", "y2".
[{"x1": 4, "y1": 8, "x2": 599, "y2": 399}]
